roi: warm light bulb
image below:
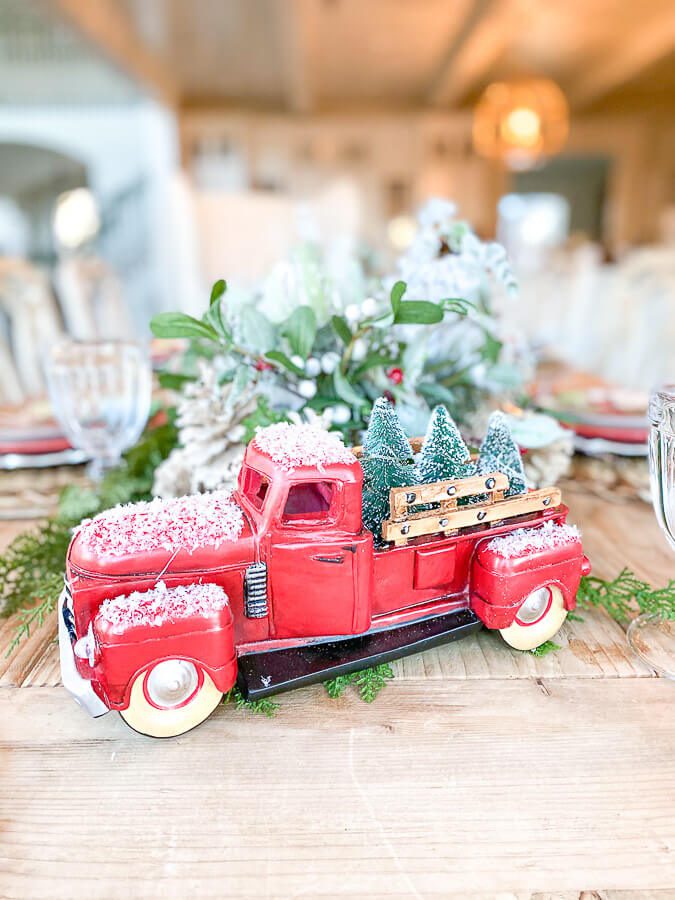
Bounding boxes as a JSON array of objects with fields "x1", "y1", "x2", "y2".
[
  {"x1": 387, "y1": 215, "x2": 417, "y2": 250},
  {"x1": 53, "y1": 188, "x2": 100, "y2": 250},
  {"x1": 501, "y1": 107, "x2": 541, "y2": 148},
  {"x1": 472, "y1": 78, "x2": 568, "y2": 168}
]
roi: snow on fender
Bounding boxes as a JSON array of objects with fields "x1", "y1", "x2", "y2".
[
  {"x1": 92, "y1": 581, "x2": 238, "y2": 718},
  {"x1": 470, "y1": 521, "x2": 586, "y2": 636}
]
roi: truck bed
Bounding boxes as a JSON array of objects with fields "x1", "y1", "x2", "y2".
[{"x1": 370, "y1": 503, "x2": 567, "y2": 622}]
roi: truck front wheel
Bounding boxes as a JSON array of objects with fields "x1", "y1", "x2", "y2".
[
  {"x1": 499, "y1": 585, "x2": 567, "y2": 651},
  {"x1": 120, "y1": 659, "x2": 223, "y2": 738}
]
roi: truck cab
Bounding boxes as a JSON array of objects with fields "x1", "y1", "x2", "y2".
[{"x1": 235, "y1": 442, "x2": 373, "y2": 641}]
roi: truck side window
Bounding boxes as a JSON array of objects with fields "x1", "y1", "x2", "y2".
[
  {"x1": 243, "y1": 467, "x2": 270, "y2": 511},
  {"x1": 283, "y1": 481, "x2": 334, "y2": 521}
]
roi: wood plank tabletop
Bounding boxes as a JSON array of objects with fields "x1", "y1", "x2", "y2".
[{"x1": 1, "y1": 483, "x2": 674, "y2": 898}]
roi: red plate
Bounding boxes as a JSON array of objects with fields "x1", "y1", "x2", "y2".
[
  {"x1": 0, "y1": 435, "x2": 72, "y2": 455},
  {"x1": 563, "y1": 422, "x2": 648, "y2": 444}
]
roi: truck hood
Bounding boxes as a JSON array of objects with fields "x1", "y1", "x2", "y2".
[{"x1": 67, "y1": 491, "x2": 257, "y2": 578}]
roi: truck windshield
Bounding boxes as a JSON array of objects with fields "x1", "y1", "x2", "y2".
[{"x1": 242, "y1": 467, "x2": 270, "y2": 511}]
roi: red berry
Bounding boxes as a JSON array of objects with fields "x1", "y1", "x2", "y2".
[
  {"x1": 383, "y1": 390, "x2": 396, "y2": 404},
  {"x1": 387, "y1": 367, "x2": 404, "y2": 385},
  {"x1": 255, "y1": 358, "x2": 273, "y2": 372}
]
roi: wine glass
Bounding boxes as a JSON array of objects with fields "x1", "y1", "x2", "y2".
[
  {"x1": 45, "y1": 340, "x2": 152, "y2": 481},
  {"x1": 626, "y1": 385, "x2": 675, "y2": 678}
]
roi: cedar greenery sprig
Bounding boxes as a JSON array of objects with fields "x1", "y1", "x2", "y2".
[
  {"x1": 0, "y1": 519, "x2": 75, "y2": 621},
  {"x1": 1, "y1": 421, "x2": 179, "y2": 649},
  {"x1": 577, "y1": 569, "x2": 675, "y2": 623},
  {"x1": 4, "y1": 579, "x2": 61, "y2": 657},
  {"x1": 223, "y1": 686, "x2": 280, "y2": 718},
  {"x1": 324, "y1": 663, "x2": 394, "y2": 703},
  {"x1": 528, "y1": 640, "x2": 561, "y2": 657}
]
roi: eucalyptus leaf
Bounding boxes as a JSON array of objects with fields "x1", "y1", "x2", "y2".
[
  {"x1": 353, "y1": 353, "x2": 396, "y2": 378},
  {"x1": 390, "y1": 281, "x2": 406, "y2": 315},
  {"x1": 265, "y1": 350, "x2": 306, "y2": 377},
  {"x1": 401, "y1": 335, "x2": 428, "y2": 384},
  {"x1": 282, "y1": 306, "x2": 317, "y2": 359},
  {"x1": 157, "y1": 372, "x2": 196, "y2": 390},
  {"x1": 331, "y1": 315, "x2": 352, "y2": 345},
  {"x1": 482, "y1": 332, "x2": 503, "y2": 364},
  {"x1": 238, "y1": 306, "x2": 276, "y2": 354},
  {"x1": 394, "y1": 300, "x2": 444, "y2": 325},
  {"x1": 204, "y1": 302, "x2": 232, "y2": 342},
  {"x1": 440, "y1": 297, "x2": 472, "y2": 315},
  {"x1": 418, "y1": 381, "x2": 458, "y2": 407},
  {"x1": 151, "y1": 312, "x2": 218, "y2": 342},
  {"x1": 370, "y1": 311, "x2": 395, "y2": 329},
  {"x1": 333, "y1": 367, "x2": 366, "y2": 408},
  {"x1": 209, "y1": 279, "x2": 227, "y2": 306}
]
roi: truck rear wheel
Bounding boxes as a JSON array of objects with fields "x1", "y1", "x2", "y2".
[
  {"x1": 120, "y1": 659, "x2": 223, "y2": 738},
  {"x1": 499, "y1": 585, "x2": 567, "y2": 651}
]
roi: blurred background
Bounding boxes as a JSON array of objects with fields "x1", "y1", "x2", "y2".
[{"x1": 0, "y1": 0, "x2": 673, "y2": 453}]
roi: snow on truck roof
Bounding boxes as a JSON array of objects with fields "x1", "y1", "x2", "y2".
[
  {"x1": 252, "y1": 422, "x2": 355, "y2": 471},
  {"x1": 76, "y1": 490, "x2": 244, "y2": 559},
  {"x1": 96, "y1": 581, "x2": 229, "y2": 634},
  {"x1": 487, "y1": 521, "x2": 580, "y2": 559}
]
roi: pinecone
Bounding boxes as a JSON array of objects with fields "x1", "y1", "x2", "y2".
[
  {"x1": 522, "y1": 434, "x2": 574, "y2": 488},
  {"x1": 153, "y1": 361, "x2": 257, "y2": 498}
]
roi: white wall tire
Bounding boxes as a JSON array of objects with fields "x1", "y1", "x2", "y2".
[
  {"x1": 120, "y1": 660, "x2": 223, "y2": 738},
  {"x1": 499, "y1": 585, "x2": 567, "y2": 651}
]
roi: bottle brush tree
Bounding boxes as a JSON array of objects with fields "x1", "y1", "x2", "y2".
[
  {"x1": 419, "y1": 405, "x2": 472, "y2": 483},
  {"x1": 363, "y1": 396, "x2": 414, "y2": 461},
  {"x1": 361, "y1": 397, "x2": 414, "y2": 539},
  {"x1": 476, "y1": 410, "x2": 527, "y2": 496}
]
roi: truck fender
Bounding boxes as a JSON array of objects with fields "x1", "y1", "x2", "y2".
[
  {"x1": 469, "y1": 541, "x2": 588, "y2": 630},
  {"x1": 93, "y1": 602, "x2": 239, "y2": 710}
]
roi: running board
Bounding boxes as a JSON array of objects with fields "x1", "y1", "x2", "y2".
[{"x1": 236, "y1": 608, "x2": 482, "y2": 700}]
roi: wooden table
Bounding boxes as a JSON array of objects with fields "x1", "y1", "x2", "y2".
[{"x1": 1, "y1": 485, "x2": 674, "y2": 898}]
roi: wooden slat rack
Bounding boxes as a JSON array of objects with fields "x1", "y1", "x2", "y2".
[{"x1": 382, "y1": 471, "x2": 561, "y2": 546}]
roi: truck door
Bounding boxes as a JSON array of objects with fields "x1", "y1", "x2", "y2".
[{"x1": 268, "y1": 479, "x2": 358, "y2": 639}]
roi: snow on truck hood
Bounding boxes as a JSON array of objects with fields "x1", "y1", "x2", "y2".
[
  {"x1": 96, "y1": 581, "x2": 230, "y2": 635},
  {"x1": 69, "y1": 490, "x2": 252, "y2": 576}
]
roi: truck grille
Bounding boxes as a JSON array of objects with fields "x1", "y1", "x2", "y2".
[{"x1": 244, "y1": 563, "x2": 268, "y2": 618}]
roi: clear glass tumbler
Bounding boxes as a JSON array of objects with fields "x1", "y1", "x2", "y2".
[
  {"x1": 626, "y1": 385, "x2": 675, "y2": 678},
  {"x1": 45, "y1": 340, "x2": 152, "y2": 481}
]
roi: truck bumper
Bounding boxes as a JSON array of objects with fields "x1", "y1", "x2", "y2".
[{"x1": 58, "y1": 587, "x2": 109, "y2": 718}]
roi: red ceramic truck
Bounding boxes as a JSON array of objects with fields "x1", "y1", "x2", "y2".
[{"x1": 59, "y1": 423, "x2": 590, "y2": 737}]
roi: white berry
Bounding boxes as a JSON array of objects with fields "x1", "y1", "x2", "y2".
[
  {"x1": 298, "y1": 379, "x2": 317, "y2": 399},
  {"x1": 320, "y1": 352, "x2": 340, "y2": 374},
  {"x1": 344, "y1": 304, "x2": 360, "y2": 323},
  {"x1": 351, "y1": 338, "x2": 367, "y2": 362},
  {"x1": 305, "y1": 357, "x2": 321, "y2": 377},
  {"x1": 331, "y1": 404, "x2": 352, "y2": 425},
  {"x1": 291, "y1": 354, "x2": 304, "y2": 369},
  {"x1": 361, "y1": 297, "x2": 378, "y2": 317}
]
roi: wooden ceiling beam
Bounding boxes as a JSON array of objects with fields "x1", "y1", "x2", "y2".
[
  {"x1": 427, "y1": 0, "x2": 515, "y2": 107},
  {"x1": 570, "y1": 16, "x2": 675, "y2": 109},
  {"x1": 38, "y1": 0, "x2": 179, "y2": 107},
  {"x1": 281, "y1": 0, "x2": 320, "y2": 114}
]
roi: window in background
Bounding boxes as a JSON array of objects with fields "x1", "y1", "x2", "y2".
[
  {"x1": 0, "y1": 143, "x2": 88, "y2": 263},
  {"x1": 512, "y1": 156, "x2": 610, "y2": 243},
  {"x1": 497, "y1": 193, "x2": 570, "y2": 273},
  {"x1": 386, "y1": 179, "x2": 415, "y2": 251},
  {"x1": 191, "y1": 136, "x2": 248, "y2": 192}
]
